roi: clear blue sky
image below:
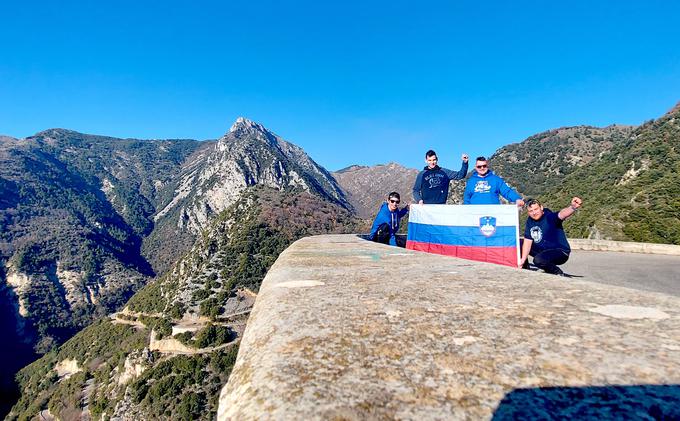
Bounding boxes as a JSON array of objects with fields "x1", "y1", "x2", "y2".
[{"x1": 2, "y1": 1, "x2": 679, "y2": 170}]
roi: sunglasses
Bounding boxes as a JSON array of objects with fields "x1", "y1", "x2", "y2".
[
  {"x1": 389, "y1": 199, "x2": 400, "y2": 204},
  {"x1": 476, "y1": 164, "x2": 488, "y2": 169}
]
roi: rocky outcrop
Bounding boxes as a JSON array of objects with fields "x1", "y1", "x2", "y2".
[
  {"x1": 54, "y1": 358, "x2": 81, "y2": 379},
  {"x1": 5, "y1": 265, "x2": 30, "y2": 317},
  {"x1": 155, "y1": 117, "x2": 352, "y2": 235},
  {"x1": 117, "y1": 349, "x2": 150, "y2": 385}
]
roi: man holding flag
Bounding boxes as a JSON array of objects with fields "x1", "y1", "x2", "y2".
[{"x1": 412, "y1": 150, "x2": 469, "y2": 204}]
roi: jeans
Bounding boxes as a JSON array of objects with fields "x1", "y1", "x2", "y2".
[{"x1": 532, "y1": 249, "x2": 570, "y2": 274}]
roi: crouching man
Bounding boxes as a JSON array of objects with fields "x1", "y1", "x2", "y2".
[
  {"x1": 370, "y1": 192, "x2": 409, "y2": 247},
  {"x1": 519, "y1": 197, "x2": 583, "y2": 276}
]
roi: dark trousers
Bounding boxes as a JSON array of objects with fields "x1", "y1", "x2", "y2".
[
  {"x1": 532, "y1": 249, "x2": 570, "y2": 274},
  {"x1": 372, "y1": 223, "x2": 391, "y2": 244}
]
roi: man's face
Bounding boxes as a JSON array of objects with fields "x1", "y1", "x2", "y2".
[
  {"x1": 475, "y1": 160, "x2": 489, "y2": 176},
  {"x1": 387, "y1": 196, "x2": 400, "y2": 211},
  {"x1": 425, "y1": 155, "x2": 438, "y2": 169},
  {"x1": 527, "y1": 203, "x2": 544, "y2": 220}
]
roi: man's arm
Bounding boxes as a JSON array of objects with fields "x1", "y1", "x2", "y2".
[
  {"x1": 442, "y1": 159, "x2": 469, "y2": 180},
  {"x1": 557, "y1": 197, "x2": 583, "y2": 220},
  {"x1": 369, "y1": 203, "x2": 387, "y2": 239},
  {"x1": 463, "y1": 178, "x2": 473, "y2": 204},
  {"x1": 412, "y1": 172, "x2": 424, "y2": 203},
  {"x1": 498, "y1": 177, "x2": 524, "y2": 206},
  {"x1": 519, "y1": 238, "x2": 533, "y2": 268}
]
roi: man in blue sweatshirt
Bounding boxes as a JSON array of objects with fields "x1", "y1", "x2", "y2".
[
  {"x1": 463, "y1": 156, "x2": 525, "y2": 206},
  {"x1": 370, "y1": 192, "x2": 410, "y2": 246},
  {"x1": 412, "y1": 150, "x2": 469, "y2": 204}
]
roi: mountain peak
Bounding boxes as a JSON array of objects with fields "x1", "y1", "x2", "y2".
[
  {"x1": 665, "y1": 101, "x2": 680, "y2": 117},
  {"x1": 228, "y1": 117, "x2": 269, "y2": 136}
]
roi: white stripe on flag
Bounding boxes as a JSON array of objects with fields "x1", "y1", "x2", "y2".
[{"x1": 409, "y1": 204, "x2": 519, "y2": 226}]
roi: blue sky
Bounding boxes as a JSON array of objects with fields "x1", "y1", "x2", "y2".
[{"x1": 1, "y1": 1, "x2": 679, "y2": 170}]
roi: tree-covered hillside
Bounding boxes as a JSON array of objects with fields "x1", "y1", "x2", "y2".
[
  {"x1": 0, "y1": 131, "x2": 203, "y2": 350},
  {"x1": 0, "y1": 131, "x2": 206, "y2": 417},
  {"x1": 8, "y1": 186, "x2": 359, "y2": 420},
  {"x1": 490, "y1": 125, "x2": 634, "y2": 198},
  {"x1": 532, "y1": 104, "x2": 680, "y2": 244}
]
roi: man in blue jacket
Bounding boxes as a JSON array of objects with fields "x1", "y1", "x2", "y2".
[
  {"x1": 370, "y1": 192, "x2": 409, "y2": 246},
  {"x1": 412, "y1": 150, "x2": 469, "y2": 204},
  {"x1": 463, "y1": 156, "x2": 525, "y2": 206}
]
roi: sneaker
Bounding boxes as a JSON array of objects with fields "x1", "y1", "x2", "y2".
[{"x1": 548, "y1": 268, "x2": 569, "y2": 277}]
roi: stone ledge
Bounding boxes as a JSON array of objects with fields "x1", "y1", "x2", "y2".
[
  {"x1": 569, "y1": 239, "x2": 680, "y2": 255},
  {"x1": 218, "y1": 235, "x2": 680, "y2": 420}
]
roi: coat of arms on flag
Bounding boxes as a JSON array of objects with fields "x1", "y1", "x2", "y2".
[{"x1": 479, "y1": 216, "x2": 497, "y2": 237}]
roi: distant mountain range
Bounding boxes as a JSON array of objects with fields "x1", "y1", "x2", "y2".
[
  {"x1": 3, "y1": 102, "x2": 680, "y2": 419},
  {"x1": 332, "y1": 162, "x2": 418, "y2": 219}
]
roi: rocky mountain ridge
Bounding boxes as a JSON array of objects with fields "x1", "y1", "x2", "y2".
[
  {"x1": 0, "y1": 118, "x2": 355, "y2": 418},
  {"x1": 332, "y1": 162, "x2": 418, "y2": 219},
  {"x1": 146, "y1": 117, "x2": 352, "y2": 272}
]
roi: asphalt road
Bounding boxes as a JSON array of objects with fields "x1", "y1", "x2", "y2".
[{"x1": 561, "y1": 250, "x2": 680, "y2": 297}]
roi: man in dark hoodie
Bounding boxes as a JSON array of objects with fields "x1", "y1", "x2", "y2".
[
  {"x1": 412, "y1": 150, "x2": 469, "y2": 204},
  {"x1": 519, "y1": 197, "x2": 582, "y2": 276},
  {"x1": 463, "y1": 156, "x2": 524, "y2": 206},
  {"x1": 370, "y1": 192, "x2": 410, "y2": 246}
]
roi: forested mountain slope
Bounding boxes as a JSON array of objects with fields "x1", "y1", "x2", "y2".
[
  {"x1": 538, "y1": 103, "x2": 680, "y2": 244},
  {"x1": 9, "y1": 187, "x2": 358, "y2": 420}
]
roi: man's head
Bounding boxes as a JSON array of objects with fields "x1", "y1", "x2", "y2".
[
  {"x1": 475, "y1": 156, "x2": 489, "y2": 176},
  {"x1": 425, "y1": 150, "x2": 438, "y2": 169},
  {"x1": 525, "y1": 198, "x2": 545, "y2": 220},
  {"x1": 387, "y1": 191, "x2": 401, "y2": 211}
]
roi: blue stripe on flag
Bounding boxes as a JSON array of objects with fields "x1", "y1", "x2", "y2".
[{"x1": 407, "y1": 222, "x2": 517, "y2": 247}]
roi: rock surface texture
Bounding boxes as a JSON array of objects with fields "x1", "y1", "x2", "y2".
[{"x1": 218, "y1": 235, "x2": 680, "y2": 420}]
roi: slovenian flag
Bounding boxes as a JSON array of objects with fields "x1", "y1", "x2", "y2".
[{"x1": 406, "y1": 204, "x2": 520, "y2": 267}]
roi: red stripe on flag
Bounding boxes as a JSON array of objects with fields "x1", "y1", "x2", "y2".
[{"x1": 406, "y1": 240, "x2": 518, "y2": 267}]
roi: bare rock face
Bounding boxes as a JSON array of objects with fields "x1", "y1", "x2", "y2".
[
  {"x1": 155, "y1": 117, "x2": 351, "y2": 234},
  {"x1": 333, "y1": 162, "x2": 419, "y2": 219},
  {"x1": 54, "y1": 358, "x2": 81, "y2": 379}
]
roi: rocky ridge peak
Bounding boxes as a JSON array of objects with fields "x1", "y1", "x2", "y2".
[
  {"x1": 665, "y1": 101, "x2": 680, "y2": 117},
  {"x1": 229, "y1": 117, "x2": 266, "y2": 134},
  {"x1": 225, "y1": 117, "x2": 275, "y2": 142},
  {"x1": 218, "y1": 117, "x2": 280, "y2": 151},
  {"x1": 156, "y1": 118, "x2": 351, "y2": 235}
]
